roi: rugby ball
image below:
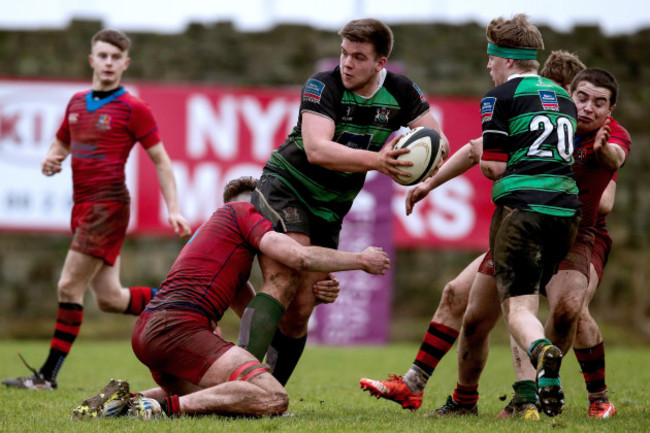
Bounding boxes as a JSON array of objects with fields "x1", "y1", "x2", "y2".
[{"x1": 393, "y1": 126, "x2": 442, "y2": 185}]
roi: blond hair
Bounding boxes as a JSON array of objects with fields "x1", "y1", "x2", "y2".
[{"x1": 486, "y1": 14, "x2": 544, "y2": 69}]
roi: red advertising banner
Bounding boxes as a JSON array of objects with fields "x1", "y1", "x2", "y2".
[{"x1": 0, "y1": 78, "x2": 492, "y2": 250}]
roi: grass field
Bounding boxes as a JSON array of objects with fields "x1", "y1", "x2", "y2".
[{"x1": 0, "y1": 340, "x2": 648, "y2": 432}]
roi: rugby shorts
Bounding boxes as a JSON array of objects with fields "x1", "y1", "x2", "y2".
[
  {"x1": 489, "y1": 205, "x2": 580, "y2": 301},
  {"x1": 590, "y1": 227, "x2": 613, "y2": 283},
  {"x1": 252, "y1": 173, "x2": 341, "y2": 249},
  {"x1": 131, "y1": 309, "x2": 234, "y2": 388},
  {"x1": 70, "y1": 201, "x2": 129, "y2": 266},
  {"x1": 558, "y1": 229, "x2": 596, "y2": 279}
]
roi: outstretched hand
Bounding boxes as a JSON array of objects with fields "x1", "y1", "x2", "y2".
[
  {"x1": 594, "y1": 118, "x2": 612, "y2": 153},
  {"x1": 405, "y1": 182, "x2": 433, "y2": 215},
  {"x1": 361, "y1": 246, "x2": 390, "y2": 275}
]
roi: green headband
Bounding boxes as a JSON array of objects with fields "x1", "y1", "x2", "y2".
[{"x1": 487, "y1": 42, "x2": 538, "y2": 60}]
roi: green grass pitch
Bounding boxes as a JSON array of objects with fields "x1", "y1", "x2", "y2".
[{"x1": 1, "y1": 340, "x2": 649, "y2": 432}]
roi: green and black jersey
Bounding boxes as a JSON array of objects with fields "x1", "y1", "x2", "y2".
[
  {"x1": 480, "y1": 74, "x2": 581, "y2": 217},
  {"x1": 263, "y1": 66, "x2": 430, "y2": 224}
]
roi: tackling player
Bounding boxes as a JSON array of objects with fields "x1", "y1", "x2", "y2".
[{"x1": 71, "y1": 176, "x2": 391, "y2": 419}]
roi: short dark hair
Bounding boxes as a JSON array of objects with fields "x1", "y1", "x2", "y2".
[
  {"x1": 91, "y1": 29, "x2": 131, "y2": 52},
  {"x1": 222, "y1": 176, "x2": 258, "y2": 203},
  {"x1": 338, "y1": 18, "x2": 394, "y2": 59},
  {"x1": 570, "y1": 68, "x2": 619, "y2": 106}
]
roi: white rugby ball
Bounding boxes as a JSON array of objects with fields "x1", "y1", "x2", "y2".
[{"x1": 393, "y1": 126, "x2": 442, "y2": 185}]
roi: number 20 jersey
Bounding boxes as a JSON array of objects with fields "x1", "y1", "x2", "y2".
[{"x1": 480, "y1": 75, "x2": 581, "y2": 217}]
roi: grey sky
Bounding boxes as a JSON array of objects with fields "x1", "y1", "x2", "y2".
[{"x1": 2, "y1": 0, "x2": 647, "y2": 35}]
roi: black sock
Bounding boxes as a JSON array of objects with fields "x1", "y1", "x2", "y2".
[
  {"x1": 39, "y1": 349, "x2": 67, "y2": 380},
  {"x1": 266, "y1": 330, "x2": 307, "y2": 386}
]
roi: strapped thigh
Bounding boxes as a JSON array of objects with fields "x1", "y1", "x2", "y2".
[{"x1": 228, "y1": 361, "x2": 269, "y2": 382}]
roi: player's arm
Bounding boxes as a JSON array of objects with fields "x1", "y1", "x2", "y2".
[
  {"x1": 145, "y1": 142, "x2": 192, "y2": 237},
  {"x1": 301, "y1": 111, "x2": 412, "y2": 177},
  {"x1": 258, "y1": 231, "x2": 390, "y2": 275},
  {"x1": 480, "y1": 131, "x2": 508, "y2": 180},
  {"x1": 480, "y1": 159, "x2": 506, "y2": 180},
  {"x1": 598, "y1": 180, "x2": 617, "y2": 216},
  {"x1": 405, "y1": 138, "x2": 482, "y2": 215},
  {"x1": 594, "y1": 119, "x2": 626, "y2": 170},
  {"x1": 41, "y1": 138, "x2": 70, "y2": 176}
]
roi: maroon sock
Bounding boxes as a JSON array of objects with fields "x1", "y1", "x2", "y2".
[
  {"x1": 413, "y1": 321, "x2": 459, "y2": 376},
  {"x1": 160, "y1": 395, "x2": 181, "y2": 417},
  {"x1": 452, "y1": 382, "x2": 479, "y2": 406},
  {"x1": 125, "y1": 286, "x2": 157, "y2": 315},
  {"x1": 40, "y1": 302, "x2": 83, "y2": 380},
  {"x1": 574, "y1": 342, "x2": 607, "y2": 394}
]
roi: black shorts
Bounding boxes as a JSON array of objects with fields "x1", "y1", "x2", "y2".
[
  {"x1": 251, "y1": 173, "x2": 341, "y2": 248},
  {"x1": 489, "y1": 205, "x2": 580, "y2": 301}
]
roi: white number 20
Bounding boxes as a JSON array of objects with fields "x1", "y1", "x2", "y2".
[{"x1": 528, "y1": 115, "x2": 574, "y2": 161}]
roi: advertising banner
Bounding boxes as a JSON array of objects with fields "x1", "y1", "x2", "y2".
[
  {"x1": 0, "y1": 77, "x2": 492, "y2": 344},
  {"x1": 0, "y1": 78, "x2": 491, "y2": 248}
]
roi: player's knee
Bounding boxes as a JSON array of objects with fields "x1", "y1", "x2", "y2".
[
  {"x1": 263, "y1": 269, "x2": 302, "y2": 305},
  {"x1": 550, "y1": 302, "x2": 581, "y2": 334},
  {"x1": 462, "y1": 306, "x2": 499, "y2": 339},
  {"x1": 56, "y1": 277, "x2": 83, "y2": 302},
  {"x1": 280, "y1": 320, "x2": 309, "y2": 338},
  {"x1": 577, "y1": 304, "x2": 591, "y2": 323},
  {"x1": 251, "y1": 391, "x2": 289, "y2": 417},
  {"x1": 96, "y1": 298, "x2": 118, "y2": 312},
  {"x1": 439, "y1": 280, "x2": 469, "y2": 318},
  {"x1": 280, "y1": 307, "x2": 312, "y2": 337},
  {"x1": 239, "y1": 369, "x2": 289, "y2": 416},
  {"x1": 257, "y1": 373, "x2": 289, "y2": 414},
  {"x1": 265, "y1": 388, "x2": 289, "y2": 415},
  {"x1": 94, "y1": 291, "x2": 124, "y2": 312},
  {"x1": 462, "y1": 314, "x2": 485, "y2": 339}
]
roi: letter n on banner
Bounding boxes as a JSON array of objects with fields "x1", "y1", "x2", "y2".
[{"x1": 308, "y1": 171, "x2": 393, "y2": 345}]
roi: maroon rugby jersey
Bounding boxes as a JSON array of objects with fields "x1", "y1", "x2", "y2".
[
  {"x1": 573, "y1": 117, "x2": 631, "y2": 231},
  {"x1": 56, "y1": 88, "x2": 161, "y2": 203},
  {"x1": 146, "y1": 202, "x2": 274, "y2": 322}
]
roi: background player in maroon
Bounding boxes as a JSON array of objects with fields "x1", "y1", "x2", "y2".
[
  {"x1": 71, "y1": 176, "x2": 390, "y2": 419},
  {"x1": 3, "y1": 29, "x2": 191, "y2": 391},
  {"x1": 566, "y1": 69, "x2": 630, "y2": 417}
]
